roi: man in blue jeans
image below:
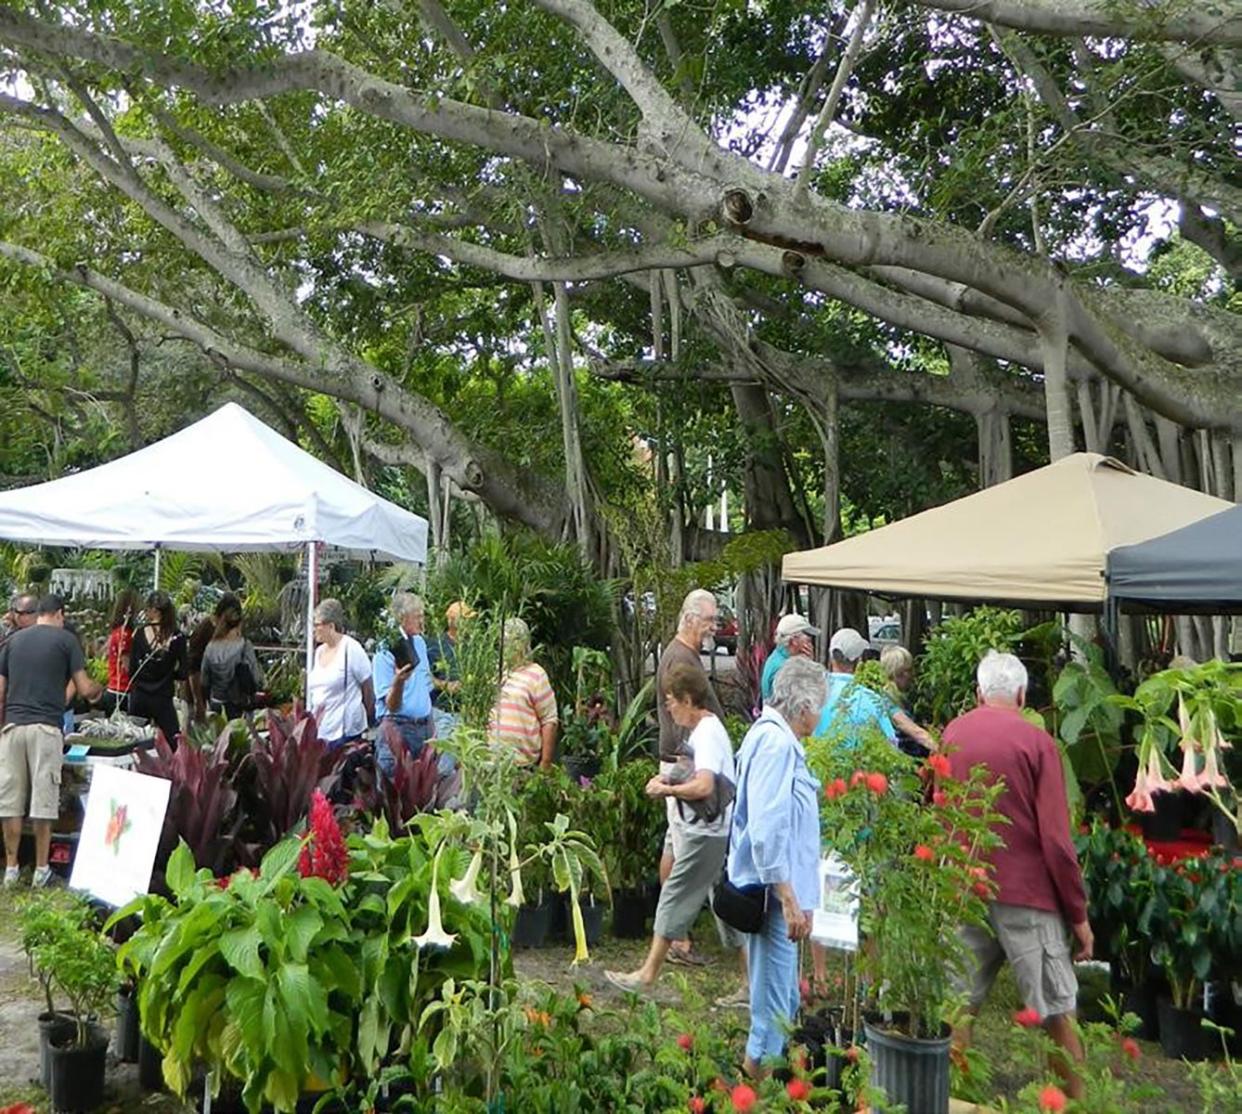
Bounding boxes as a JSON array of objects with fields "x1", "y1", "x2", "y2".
[{"x1": 372, "y1": 592, "x2": 435, "y2": 776}]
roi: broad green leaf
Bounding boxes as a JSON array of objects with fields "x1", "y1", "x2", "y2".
[
  {"x1": 165, "y1": 841, "x2": 195, "y2": 899},
  {"x1": 219, "y1": 924, "x2": 264, "y2": 979},
  {"x1": 225, "y1": 976, "x2": 267, "y2": 1052},
  {"x1": 284, "y1": 906, "x2": 323, "y2": 964},
  {"x1": 259, "y1": 837, "x2": 302, "y2": 888}
]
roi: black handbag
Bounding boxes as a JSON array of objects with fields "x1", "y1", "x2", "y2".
[{"x1": 712, "y1": 872, "x2": 767, "y2": 934}]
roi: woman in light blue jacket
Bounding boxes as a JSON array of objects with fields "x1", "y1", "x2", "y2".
[{"x1": 728, "y1": 654, "x2": 826, "y2": 1076}]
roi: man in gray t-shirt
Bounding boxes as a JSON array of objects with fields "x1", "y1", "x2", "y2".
[{"x1": 0, "y1": 594, "x2": 101, "y2": 887}]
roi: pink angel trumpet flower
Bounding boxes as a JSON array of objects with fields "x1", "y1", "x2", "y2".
[
  {"x1": 1177, "y1": 694, "x2": 1191, "y2": 740},
  {"x1": 1144, "y1": 746, "x2": 1172, "y2": 794},
  {"x1": 1199, "y1": 744, "x2": 1229, "y2": 790},
  {"x1": 1125, "y1": 766, "x2": 1155, "y2": 814},
  {"x1": 1173, "y1": 741, "x2": 1203, "y2": 794}
]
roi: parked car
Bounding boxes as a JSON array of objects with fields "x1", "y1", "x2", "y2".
[
  {"x1": 714, "y1": 602, "x2": 738, "y2": 655},
  {"x1": 869, "y1": 616, "x2": 902, "y2": 649}
]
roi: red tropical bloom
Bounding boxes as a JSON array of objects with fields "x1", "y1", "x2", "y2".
[
  {"x1": 1038, "y1": 1084, "x2": 1067, "y2": 1111},
  {"x1": 927, "y1": 754, "x2": 952, "y2": 778},
  {"x1": 850, "y1": 770, "x2": 868, "y2": 788},
  {"x1": 1121, "y1": 1036, "x2": 1140, "y2": 1061},
  {"x1": 689, "y1": 1098, "x2": 707, "y2": 1114},
  {"x1": 786, "y1": 1078, "x2": 811, "y2": 1101},
  {"x1": 932, "y1": 789, "x2": 947, "y2": 807},
  {"x1": 677, "y1": 1032, "x2": 694, "y2": 1051},
  {"x1": 844, "y1": 1045, "x2": 860, "y2": 1063},
  {"x1": 914, "y1": 844, "x2": 935, "y2": 862},
  {"x1": 1014, "y1": 1007, "x2": 1042, "y2": 1028},
  {"x1": 865, "y1": 772, "x2": 888, "y2": 795},
  {"x1": 298, "y1": 790, "x2": 349, "y2": 886},
  {"x1": 730, "y1": 1084, "x2": 757, "y2": 1112}
]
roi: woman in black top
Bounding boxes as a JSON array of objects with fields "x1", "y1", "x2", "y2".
[{"x1": 128, "y1": 590, "x2": 188, "y2": 747}]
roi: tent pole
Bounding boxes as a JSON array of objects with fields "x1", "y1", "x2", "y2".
[
  {"x1": 152, "y1": 544, "x2": 161, "y2": 591},
  {"x1": 305, "y1": 541, "x2": 318, "y2": 706}
]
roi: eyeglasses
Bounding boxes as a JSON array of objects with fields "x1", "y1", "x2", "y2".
[{"x1": 13, "y1": 608, "x2": 35, "y2": 616}]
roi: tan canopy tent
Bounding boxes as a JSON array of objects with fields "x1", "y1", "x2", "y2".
[{"x1": 782, "y1": 454, "x2": 1231, "y2": 610}]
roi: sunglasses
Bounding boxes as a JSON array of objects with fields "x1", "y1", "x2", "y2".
[{"x1": 13, "y1": 608, "x2": 35, "y2": 616}]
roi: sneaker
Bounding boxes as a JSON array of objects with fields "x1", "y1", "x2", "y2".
[
  {"x1": 2, "y1": 866, "x2": 20, "y2": 889},
  {"x1": 715, "y1": 985, "x2": 750, "y2": 1009},
  {"x1": 31, "y1": 866, "x2": 58, "y2": 889}
]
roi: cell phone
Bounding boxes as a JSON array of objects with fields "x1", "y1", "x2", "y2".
[{"x1": 391, "y1": 638, "x2": 413, "y2": 669}]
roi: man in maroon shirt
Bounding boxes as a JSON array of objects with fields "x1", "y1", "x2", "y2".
[{"x1": 944, "y1": 651, "x2": 1093, "y2": 1099}]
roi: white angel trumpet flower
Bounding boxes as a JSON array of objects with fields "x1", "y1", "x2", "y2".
[
  {"x1": 414, "y1": 849, "x2": 458, "y2": 951},
  {"x1": 449, "y1": 850, "x2": 484, "y2": 906}
]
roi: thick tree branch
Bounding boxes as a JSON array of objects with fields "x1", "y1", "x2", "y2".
[{"x1": 909, "y1": 0, "x2": 1242, "y2": 45}]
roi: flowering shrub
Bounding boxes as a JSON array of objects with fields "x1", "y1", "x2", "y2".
[
  {"x1": 810, "y1": 728, "x2": 1006, "y2": 1038},
  {"x1": 1074, "y1": 822, "x2": 1156, "y2": 986}
]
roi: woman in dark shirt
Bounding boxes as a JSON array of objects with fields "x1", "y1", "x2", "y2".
[{"x1": 128, "y1": 590, "x2": 188, "y2": 747}]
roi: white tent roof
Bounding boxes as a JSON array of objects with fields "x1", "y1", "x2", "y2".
[
  {"x1": 0, "y1": 402, "x2": 428, "y2": 562},
  {"x1": 782, "y1": 453, "x2": 1230, "y2": 608}
]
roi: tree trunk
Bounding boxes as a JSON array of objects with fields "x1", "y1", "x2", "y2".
[{"x1": 730, "y1": 383, "x2": 811, "y2": 545}]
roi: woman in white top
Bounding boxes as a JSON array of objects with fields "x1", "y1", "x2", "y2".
[
  {"x1": 307, "y1": 598, "x2": 374, "y2": 749},
  {"x1": 605, "y1": 661, "x2": 747, "y2": 995}
]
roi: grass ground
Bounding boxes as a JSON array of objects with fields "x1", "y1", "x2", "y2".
[{"x1": 0, "y1": 892, "x2": 1218, "y2": 1112}]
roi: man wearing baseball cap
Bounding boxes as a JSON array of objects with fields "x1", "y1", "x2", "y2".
[
  {"x1": 760, "y1": 614, "x2": 819, "y2": 703},
  {"x1": 812, "y1": 627, "x2": 896, "y2": 744}
]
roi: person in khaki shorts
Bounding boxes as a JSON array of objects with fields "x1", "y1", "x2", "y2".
[
  {"x1": 0, "y1": 594, "x2": 101, "y2": 888},
  {"x1": 943, "y1": 651, "x2": 1093, "y2": 1101}
]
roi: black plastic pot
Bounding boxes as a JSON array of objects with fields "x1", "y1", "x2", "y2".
[
  {"x1": 1120, "y1": 982, "x2": 1162, "y2": 1041},
  {"x1": 138, "y1": 1033, "x2": 165, "y2": 1092},
  {"x1": 511, "y1": 896, "x2": 557, "y2": 949},
  {"x1": 1140, "y1": 791, "x2": 1184, "y2": 841},
  {"x1": 1157, "y1": 997, "x2": 1217, "y2": 1061},
  {"x1": 561, "y1": 755, "x2": 601, "y2": 782},
  {"x1": 864, "y1": 1015, "x2": 951, "y2": 1114},
  {"x1": 611, "y1": 886, "x2": 649, "y2": 939},
  {"x1": 115, "y1": 987, "x2": 140, "y2": 1063},
  {"x1": 38, "y1": 1011, "x2": 75, "y2": 1091},
  {"x1": 791, "y1": 1010, "x2": 855, "y2": 1096},
  {"x1": 49, "y1": 1022, "x2": 108, "y2": 1113}
]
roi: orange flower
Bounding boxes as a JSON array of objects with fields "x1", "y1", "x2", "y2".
[{"x1": 577, "y1": 991, "x2": 593, "y2": 1009}]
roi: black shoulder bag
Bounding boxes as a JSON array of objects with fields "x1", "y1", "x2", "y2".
[{"x1": 710, "y1": 755, "x2": 767, "y2": 934}]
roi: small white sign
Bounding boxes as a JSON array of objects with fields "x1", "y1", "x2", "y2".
[
  {"x1": 811, "y1": 853, "x2": 860, "y2": 951},
  {"x1": 70, "y1": 765, "x2": 171, "y2": 907}
]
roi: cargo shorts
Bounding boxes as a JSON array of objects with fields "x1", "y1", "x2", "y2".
[
  {"x1": 0, "y1": 723, "x2": 64, "y2": 821},
  {"x1": 955, "y1": 902, "x2": 1078, "y2": 1020}
]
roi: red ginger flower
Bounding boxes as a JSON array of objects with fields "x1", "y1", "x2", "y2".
[
  {"x1": 730, "y1": 1084, "x2": 757, "y2": 1112},
  {"x1": 298, "y1": 789, "x2": 349, "y2": 886},
  {"x1": 1038, "y1": 1084, "x2": 1067, "y2": 1111},
  {"x1": 1014, "y1": 1006, "x2": 1042, "y2": 1028},
  {"x1": 786, "y1": 1078, "x2": 811, "y2": 1101}
]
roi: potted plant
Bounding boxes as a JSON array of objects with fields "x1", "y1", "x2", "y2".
[
  {"x1": 39, "y1": 916, "x2": 120, "y2": 1112},
  {"x1": 19, "y1": 893, "x2": 89, "y2": 1090},
  {"x1": 814, "y1": 731, "x2": 1005, "y2": 1114},
  {"x1": 511, "y1": 767, "x2": 573, "y2": 947},
  {"x1": 1147, "y1": 855, "x2": 1229, "y2": 1061},
  {"x1": 594, "y1": 757, "x2": 663, "y2": 938}
]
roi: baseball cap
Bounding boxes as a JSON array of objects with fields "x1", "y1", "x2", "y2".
[
  {"x1": 775, "y1": 614, "x2": 820, "y2": 640},
  {"x1": 829, "y1": 627, "x2": 871, "y2": 661}
]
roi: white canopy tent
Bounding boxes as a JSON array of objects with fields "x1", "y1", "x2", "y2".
[{"x1": 0, "y1": 402, "x2": 429, "y2": 680}]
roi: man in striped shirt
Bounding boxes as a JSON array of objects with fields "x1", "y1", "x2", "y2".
[{"x1": 488, "y1": 618, "x2": 558, "y2": 767}]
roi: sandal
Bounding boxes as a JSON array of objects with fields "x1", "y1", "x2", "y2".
[{"x1": 667, "y1": 946, "x2": 710, "y2": 968}]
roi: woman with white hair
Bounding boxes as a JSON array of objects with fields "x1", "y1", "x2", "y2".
[
  {"x1": 728, "y1": 654, "x2": 827, "y2": 1076},
  {"x1": 879, "y1": 645, "x2": 938, "y2": 758},
  {"x1": 307, "y1": 598, "x2": 375, "y2": 749},
  {"x1": 488, "y1": 617, "x2": 558, "y2": 768}
]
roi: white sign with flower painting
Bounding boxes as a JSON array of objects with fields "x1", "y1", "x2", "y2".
[
  {"x1": 70, "y1": 764, "x2": 170, "y2": 907},
  {"x1": 811, "y1": 853, "x2": 860, "y2": 951}
]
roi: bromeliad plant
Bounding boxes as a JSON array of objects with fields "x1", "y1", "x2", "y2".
[{"x1": 812, "y1": 729, "x2": 1007, "y2": 1040}]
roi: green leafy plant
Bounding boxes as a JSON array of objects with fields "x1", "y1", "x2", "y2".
[
  {"x1": 812, "y1": 728, "x2": 1007, "y2": 1039},
  {"x1": 915, "y1": 606, "x2": 1026, "y2": 725},
  {"x1": 1074, "y1": 822, "x2": 1156, "y2": 987},
  {"x1": 1146, "y1": 853, "x2": 1236, "y2": 1010},
  {"x1": 593, "y1": 757, "x2": 663, "y2": 893},
  {"x1": 32, "y1": 907, "x2": 119, "y2": 1047},
  {"x1": 19, "y1": 892, "x2": 93, "y2": 1014},
  {"x1": 1051, "y1": 643, "x2": 1124, "y2": 811}
]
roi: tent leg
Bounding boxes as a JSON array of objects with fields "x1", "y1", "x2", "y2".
[
  {"x1": 153, "y1": 545, "x2": 161, "y2": 591},
  {"x1": 305, "y1": 542, "x2": 318, "y2": 707},
  {"x1": 1101, "y1": 596, "x2": 1122, "y2": 682}
]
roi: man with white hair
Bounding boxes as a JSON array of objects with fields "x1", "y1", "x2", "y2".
[
  {"x1": 944, "y1": 650, "x2": 1092, "y2": 1100},
  {"x1": 373, "y1": 592, "x2": 436, "y2": 775},
  {"x1": 759, "y1": 614, "x2": 819, "y2": 703}
]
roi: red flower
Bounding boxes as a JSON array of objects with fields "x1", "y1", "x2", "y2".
[
  {"x1": 973, "y1": 881, "x2": 990, "y2": 897},
  {"x1": 298, "y1": 790, "x2": 349, "y2": 886},
  {"x1": 730, "y1": 1084, "x2": 757, "y2": 1112},
  {"x1": 914, "y1": 844, "x2": 935, "y2": 862},
  {"x1": 850, "y1": 770, "x2": 868, "y2": 788},
  {"x1": 825, "y1": 777, "x2": 849, "y2": 800},
  {"x1": 786, "y1": 1078, "x2": 811, "y2": 1101},
  {"x1": 1038, "y1": 1084, "x2": 1067, "y2": 1111},
  {"x1": 1014, "y1": 1007, "x2": 1042, "y2": 1028},
  {"x1": 927, "y1": 754, "x2": 952, "y2": 778},
  {"x1": 689, "y1": 1098, "x2": 707, "y2": 1114},
  {"x1": 0, "y1": 1105, "x2": 38, "y2": 1114},
  {"x1": 865, "y1": 772, "x2": 888, "y2": 795},
  {"x1": 1121, "y1": 1036, "x2": 1140, "y2": 1061},
  {"x1": 677, "y1": 1032, "x2": 694, "y2": 1051},
  {"x1": 844, "y1": 1044, "x2": 860, "y2": 1063},
  {"x1": 932, "y1": 789, "x2": 947, "y2": 807}
]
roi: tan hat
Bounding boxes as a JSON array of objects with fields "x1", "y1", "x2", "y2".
[
  {"x1": 775, "y1": 614, "x2": 820, "y2": 640},
  {"x1": 829, "y1": 627, "x2": 871, "y2": 661}
]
